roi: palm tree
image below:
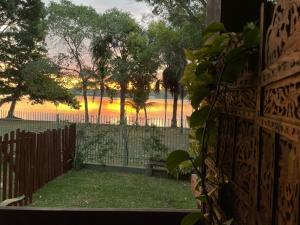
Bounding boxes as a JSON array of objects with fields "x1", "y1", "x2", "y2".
[
  {"x1": 125, "y1": 99, "x2": 157, "y2": 125},
  {"x1": 155, "y1": 79, "x2": 168, "y2": 126},
  {"x1": 126, "y1": 88, "x2": 156, "y2": 126},
  {"x1": 91, "y1": 35, "x2": 112, "y2": 124},
  {"x1": 162, "y1": 67, "x2": 181, "y2": 128}
]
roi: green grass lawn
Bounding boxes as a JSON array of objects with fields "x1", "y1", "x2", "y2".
[{"x1": 30, "y1": 169, "x2": 196, "y2": 209}]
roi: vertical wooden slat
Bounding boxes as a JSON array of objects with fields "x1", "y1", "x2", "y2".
[
  {"x1": 14, "y1": 129, "x2": 20, "y2": 204},
  {"x1": 65, "y1": 125, "x2": 70, "y2": 172},
  {"x1": 2, "y1": 134, "x2": 8, "y2": 201},
  {"x1": 50, "y1": 130, "x2": 55, "y2": 180},
  {"x1": 19, "y1": 131, "x2": 26, "y2": 206},
  {"x1": 55, "y1": 129, "x2": 60, "y2": 177},
  {"x1": 24, "y1": 132, "x2": 30, "y2": 205},
  {"x1": 8, "y1": 131, "x2": 14, "y2": 199},
  {"x1": 0, "y1": 136, "x2": 3, "y2": 201},
  {"x1": 28, "y1": 133, "x2": 35, "y2": 204},
  {"x1": 46, "y1": 130, "x2": 51, "y2": 183},
  {"x1": 32, "y1": 133, "x2": 38, "y2": 192},
  {"x1": 36, "y1": 133, "x2": 42, "y2": 189},
  {"x1": 41, "y1": 132, "x2": 46, "y2": 187},
  {"x1": 62, "y1": 127, "x2": 66, "y2": 173},
  {"x1": 58, "y1": 128, "x2": 62, "y2": 175}
]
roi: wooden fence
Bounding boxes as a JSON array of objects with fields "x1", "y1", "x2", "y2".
[{"x1": 0, "y1": 124, "x2": 76, "y2": 206}]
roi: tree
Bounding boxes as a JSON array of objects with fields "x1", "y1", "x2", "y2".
[
  {"x1": 0, "y1": 0, "x2": 78, "y2": 118},
  {"x1": 93, "y1": 9, "x2": 139, "y2": 124},
  {"x1": 126, "y1": 95, "x2": 156, "y2": 125},
  {"x1": 148, "y1": 22, "x2": 187, "y2": 127},
  {"x1": 136, "y1": 0, "x2": 207, "y2": 28},
  {"x1": 93, "y1": 9, "x2": 159, "y2": 124},
  {"x1": 47, "y1": 0, "x2": 100, "y2": 123},
  {"x1": 139, "y1": 0, "x2": 207, "y2": 127},
  {"x1": 92, "y1": 33, "x2": 112, "y2": 123},
  {"x1": 127, "y1": 31, "x2": 160, "y2": 125},
  {"x1": 126, "y1": 79, "x2": 158, "y2": 126}
]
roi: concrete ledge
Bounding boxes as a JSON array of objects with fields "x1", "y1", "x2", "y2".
[{"x1": 83, "y1": 163, "x2": 146, "y2": 174}]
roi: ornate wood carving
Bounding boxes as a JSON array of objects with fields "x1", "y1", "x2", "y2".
[
  {"x1": 275, "y1": 138, "x2": 300, "y2": 225},
  {"x1": 218, "y1": 85, "x2": 257, "y2": 120},
  {"x1": 257, "y1": 117, "x2": 300, "y2": 142},
  {"x1": 214, "y1": 1, "x2": 300, "y2": 225},
  {"x1": 226, "y1": 87, "x2": 256, "y2": 109},
  {"x1": 232, "y1": 192, "x2": 249, "y2": 225},
  {"x1": 263, "y1": 75, "x2": 300, "y2": 124},
  {"x1": 234, "y1": 119, "x2": 256, "y2": 194},
  {"x1": 257, "y1": 130, "x2": 275, "y2": 225},
  {"x1": 218, "y1": 115, "x2": 236, "y2": 178},
  {"x1": 263, "y1": 0, "x2": 300, "y2": 85}
]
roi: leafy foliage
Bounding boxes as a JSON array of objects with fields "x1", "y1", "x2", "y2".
[
  {"x1": 92, "y1": 9, "x2": 159, "y2": 124},
  {"x1": 181, "y1": 212, "x2": 203, "y2": 225},
  {"x1": 137, "y1": 0, "x2": 207, "y2": 29},
  {"x1": 75, "y1": 124, "x2": 117, "y2": 169},
  {"x1": 47, "y1": 0, "x2": 100, "y2": 122},
  {"x1": 166, "y1": 150, "x2": 190, "y2": 174},
  {"x1": 142, "y1": 126, "x2": 169, "y2": 161},
  {"x1": 167, "y1": 22, "x2": 260, "y2": 225}
]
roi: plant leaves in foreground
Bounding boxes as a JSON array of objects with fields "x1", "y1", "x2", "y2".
[
  {"x1": 166, "y1": 150, "x2": 190, "y2": 173},
  {"x1": 181, "y1": 212, "x2": 203, "y2": 225}
]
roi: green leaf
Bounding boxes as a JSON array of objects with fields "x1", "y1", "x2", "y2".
[
  {"x1": 203, "y1": 33, "x2": 230, "y2": 55},
  {"x1": 166, "y1": 150, "x2": 190, "y2": 173},
  {"x1": 195, "y1": 120, "x2": 217, "y2": 146},
  {"x1": 197, "y1": 71, "x2": 215, "y2": 84},
  {"x1": 195, "y1": 61, "x2": 211, "y2": 76},
  {"x1": 184, "y1": 48, "x2": 196, "y2": 61},
  {"x1": 196, "y1": 195, "x2": 208, "y2": 203},
  {"x1": 183, "y1": 62, "x2": 197, "y2": 82},
  {"x1": 205, "y1": 120, "x2": 218, "y2": 146},
  {"x1": 195, "y1": 127, "x2": 205, "y2": 141},
  {"x1": 189, "y1": 105, "x2": 210, "y2": 128},
  {"x1": 222, "y1": 47, "x2": 248, "y2": 83},
  {"x1": 223, "y1": 218, "x2": 234, "y2": 225},
  {"x1": 181, "y1": 212, "x2": 203, "y2": 225},
  {"x1": 207, "y1": 124, "x2": 218, "y2": 146},
  {"x1": 193, "y1": 155, "x2": 202, "y2": 168},
  {"x1": 243, "y1": 27, "x2": 260, "y2": 47},
  {"x1": 203, "y1": 22, "x2": 225, "y2": 38},
  {"x1": 191, "y1": 87, "x2": 210, "y2": 109}
]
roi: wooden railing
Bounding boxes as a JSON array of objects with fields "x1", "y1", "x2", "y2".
[{"x1": 0, "y1": 124, "x2": 76, "y2": 205}]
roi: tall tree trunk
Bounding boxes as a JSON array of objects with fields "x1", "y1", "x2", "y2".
[
  {"x1": 7, "y1": 98, "x2": 17, "y2": 119},
  {"x1": 135, "y1": 108, "x2": 139, "y2": 125},
  {"x1": 144, "y1": 106, "x2": 148, "y2": 126},
  {"x1": 82, "y1": 84, "x2": 89, "y2": 123},
  {"x1": 180, "y1": 86, "x2": 184, "y2": 129},
  {"x1": 164, "y1": 87, "x2": 167, "y2": 127},
  {"x1": 97, "y1": 86, "x2": 104, "y2": 124},
  {"x1": 120, "y1": 83, "x2": 127, "y2": 124},
  {"x1": 171, "y1": 91, "x2": 179, "y2": 128}
]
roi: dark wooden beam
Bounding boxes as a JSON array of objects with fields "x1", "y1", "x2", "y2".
[{"x1": 0, "y1": 207, "x2": 202, "y2": 225}]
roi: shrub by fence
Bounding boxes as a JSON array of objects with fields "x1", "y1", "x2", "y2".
[
  {"x1": 76, "y1": 124, "x2": 189, "y2": 168},
  {"x1": 0, "y1": 124, "x2": 76, "y2": 206}
]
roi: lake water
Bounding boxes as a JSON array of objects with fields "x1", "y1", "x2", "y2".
[{"x1": 0, "y1": 96, "x2": 192, "y2": 127}]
